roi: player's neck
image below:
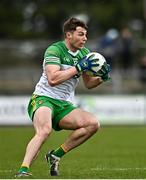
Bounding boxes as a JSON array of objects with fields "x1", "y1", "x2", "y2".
[{"x1": 64, "y1": 39, "x2": 78, "y2": 52}]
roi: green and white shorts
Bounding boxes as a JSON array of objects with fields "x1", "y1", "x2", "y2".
[{"x1": 27, "y1": 94, "x2": 76, "y2": 131}]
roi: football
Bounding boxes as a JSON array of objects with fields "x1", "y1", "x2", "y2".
[{"x1": 86, "y1": 52, "x2": 106, "y2": 77}]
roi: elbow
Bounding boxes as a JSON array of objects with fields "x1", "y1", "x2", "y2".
[
  {"x1": 86, "y1": 85, "x2": 93, "y2": 89},
  {"x1": 49, "y1": 82, "x2": 56, "y2": 87},
  {"x1": 85, "y1": 84, "x2": 95, "y2": 89},
  {"x1": 85, "y1": 84, "x2": 98, "y2": 89},
  {"x1": 48, "y1": 79, "x2": 58, "y2": 87}
]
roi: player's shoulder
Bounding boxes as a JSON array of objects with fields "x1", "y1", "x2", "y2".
[
  {"x1": 47, "y1": 41, "x2": 65, "y2": 50},
  {"x1": 45, "y1": 41, "x2": 65, "y2": 57}
]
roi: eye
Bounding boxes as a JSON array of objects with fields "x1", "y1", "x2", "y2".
[{"x1": 78, "y1": 33, "x2": 83, "y2": 35}]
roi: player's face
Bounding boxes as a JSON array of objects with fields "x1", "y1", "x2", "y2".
[{"x1": 68, "y1": 26, "x2": 87, "y2": 51}]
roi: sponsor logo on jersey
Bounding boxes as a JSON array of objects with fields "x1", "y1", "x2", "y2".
[
  {"x1": 72, "y1": 58, "x2": 78, "y2": 65},
  {"x1": 63, "y1": 57, "x2": 70, "y2": 63}
]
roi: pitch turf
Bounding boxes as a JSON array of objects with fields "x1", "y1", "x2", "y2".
[{"x1": 0, "y1": 126, "x2": 146, "y2": 179}]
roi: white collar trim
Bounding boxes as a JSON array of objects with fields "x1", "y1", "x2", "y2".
[{"x1": 68, "y1": 50, "x2": 79, "y2": 56}]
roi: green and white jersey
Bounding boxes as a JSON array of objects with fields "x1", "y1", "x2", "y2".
[{"x1": 34, "y1": 41, "x2": 90, "y2": 103}]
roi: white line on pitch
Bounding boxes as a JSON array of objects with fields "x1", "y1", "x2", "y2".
[
  {"x1": 0, "y1": 170, "x2": 13, "y2": 173},
  {"x1": 91, "y1": 167, "x2": 146, "y2": 171}
]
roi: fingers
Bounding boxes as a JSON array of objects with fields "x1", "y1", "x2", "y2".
[
  {"x1": 93, "y1": 62, "x2": 110, "y2": 77},
  {"x1": 101, "y1": 63, "x2": 111, "y2": 74},
  {"x1": 102, "y1": 73, "x2": 111, "y2": 82},
  {"x1": 91, "y1": 60, "x2": 100, "y2": 66},
  {"x1": 88, "y1": 54, "x2": 96, "y2": 60}
]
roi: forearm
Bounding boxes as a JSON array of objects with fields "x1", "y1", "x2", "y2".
[
  {"x1": 85, "y1": 77, "x2": 103, "y2": 89},
  {"x1": 47, "y1": 66, "x2": 78, "y2": 86},
  {"x1": 82, "y1": 72, "x2": 103, "y2": 89}
]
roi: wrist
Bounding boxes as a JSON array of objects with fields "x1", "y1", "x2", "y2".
[
  {"x1": 98, "y1": 77, "x2": 103, "y2": 83},
  {"x1": 72, "y1": 66, "x2": 81, "y2": 78},
  {"x1": 75, "y1": 64, "x2": 82, "y2": 72}
]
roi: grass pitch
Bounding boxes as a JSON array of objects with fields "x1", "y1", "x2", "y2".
[{"x1": 0, "y1": 126, "x2": 146, "y2": 179}]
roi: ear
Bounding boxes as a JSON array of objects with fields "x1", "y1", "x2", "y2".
[{"x1": 66, "y1": 32, "x2": 72, "y2": 39}]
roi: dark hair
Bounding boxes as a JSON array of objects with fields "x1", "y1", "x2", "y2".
[{"x1": 63, "y1": 17, "x2": 88, "y2": 35}]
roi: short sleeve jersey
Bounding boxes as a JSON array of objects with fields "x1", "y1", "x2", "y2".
[{"x1": 33, "y1": 41, "x2": 90, "y2": 103}]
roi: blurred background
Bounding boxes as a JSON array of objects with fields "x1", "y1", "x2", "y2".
[
  {"x1": 0, "y1": 2, "x2": 146, "y2": 178},
  {"x1": 0, "y1": 0, "x2": 146, "y2": 94},
  {"x1": 0, "y1": 0, "x2": 146, "y2": 125}
]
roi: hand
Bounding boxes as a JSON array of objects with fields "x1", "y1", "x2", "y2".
[
  {"x1": 101, "y1": 73, "x2": 111, "y2": 81},
  {"x1": 96, "y1": 62, "x2": 110, "y2": 76},
  {"x1": 96, "y1": 63, "x2": 111, "y2": 81},
  {"x1": 75, "y1": 55, "x2": 99, "y2": 73}
]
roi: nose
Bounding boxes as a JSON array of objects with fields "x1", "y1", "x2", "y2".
[{"x1": 83, "y1": 35, "x2": 87, "y2": 42}]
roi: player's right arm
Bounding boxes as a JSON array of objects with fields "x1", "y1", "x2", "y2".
[
  {"x1": 44, "y1": 46, "x2": 78, "y2": 86},
  {"x1": 45, "y1": 64, "x2": 77, "y2": 86},
  {"x1": 44, "y1": 45, "x2": 105, "y2": 86},
  {"x1": 46, "y1": 55, "x2": 102, "y2": 86}
]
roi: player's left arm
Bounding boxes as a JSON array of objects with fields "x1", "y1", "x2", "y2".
[
  {"x1": 82, "y1": 62, "x2": 111, "y2": 89},
  {"x1": 82, "y1": 72, "x2": 103, "y2": 89}
]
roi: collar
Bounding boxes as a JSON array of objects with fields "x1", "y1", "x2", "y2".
[
  {"x1": 63, "y1": 41, "x2": 79, "y2": 56},
  {"x1": 68, "y1": 49, "x2": 79, "y2": 56}
]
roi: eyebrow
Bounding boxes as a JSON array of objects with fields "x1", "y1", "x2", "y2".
[{"x1": 77, "y1": 31, "x2": 87, "y2": 34}]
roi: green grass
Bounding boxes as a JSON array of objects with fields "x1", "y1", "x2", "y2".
[{"x1": 0, "y1": 126, "x2": 146, "y2": 179}]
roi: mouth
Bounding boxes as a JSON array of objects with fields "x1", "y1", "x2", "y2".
[{"x1": 80, "y1": 42, "x2": 85, "y2": 47}]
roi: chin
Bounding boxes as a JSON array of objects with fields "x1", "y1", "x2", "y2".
[{"x1": 78, "y1": 45, "x2": 84, "y2": 49}]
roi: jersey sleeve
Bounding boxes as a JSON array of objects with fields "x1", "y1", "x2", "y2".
[{"x1": 44, "y1": 45, "x2": 61, "y2": 66}]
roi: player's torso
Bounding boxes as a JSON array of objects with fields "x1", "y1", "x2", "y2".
[{"x1": 34, "y1": 41, "x2": 89, "y2": 103}]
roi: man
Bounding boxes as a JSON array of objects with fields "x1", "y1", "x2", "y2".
[{"x1": 15, "y1": 17, "x2": 110, "y2": 177}]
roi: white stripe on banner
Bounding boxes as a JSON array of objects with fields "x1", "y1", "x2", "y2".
[
  {"x1": 0, "y1": 96, "x2": 31, "y2": 125},
  {"x1": 0, "y1": 95, "x2": 145, "y2": 125},
  {"x1": 75, "y1": 95, "x2": 146, "y2": 125}
]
